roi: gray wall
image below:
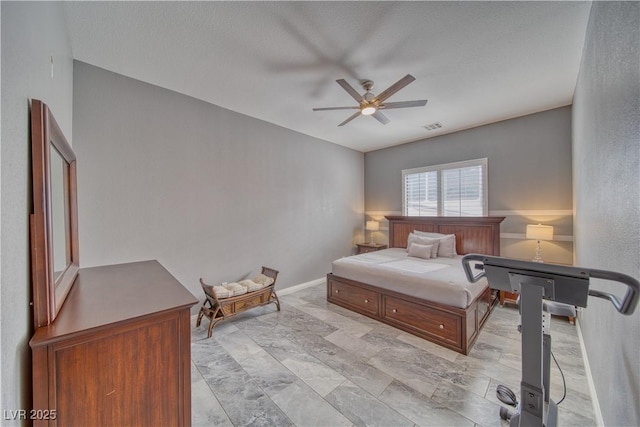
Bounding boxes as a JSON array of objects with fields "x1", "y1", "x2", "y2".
[
  {"x1": 73, "y1": 62, "x2": 364, "y2": 309},
  {"x1": 365, "y1": 107, "x2": 574, "y2": 263},
  {"x1": 573, "y1": 2, "x2": 640, "y2": 425},
  {"x1": 1, "y1": 2, "x2": 74, "y2": 422}
]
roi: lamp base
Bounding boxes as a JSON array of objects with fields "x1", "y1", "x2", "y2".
[
  {"x1": 368, "y1": 230, "x2": 376, "y2": 246},
  {"x1": 532, "y1": 240, "x2": 544, "y2": 263}
]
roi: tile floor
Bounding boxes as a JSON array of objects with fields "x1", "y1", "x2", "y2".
[{"x1": 191, "y1": 283, "x2": 596, "y2": 426}]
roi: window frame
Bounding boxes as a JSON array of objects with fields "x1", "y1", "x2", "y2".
[{"x1": 402, "y1": 158, "x2": 488, "y2": 216}]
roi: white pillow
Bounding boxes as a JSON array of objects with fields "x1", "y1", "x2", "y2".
[
  {"x1": 436, "y1": 234, "x2": 456, "y2": 257},
  {"x1": 413, "y1": 230, "x2": 446, "y2": 238},
  {"x1": 408, "y1": 243, "x2": 432, "y2": 259},
  {"x1": 406, "y1": 234, "x2": 440, "y2": 258},
  {"x1": 412, "y1": 231, "x2": 457, "y2": 257}
]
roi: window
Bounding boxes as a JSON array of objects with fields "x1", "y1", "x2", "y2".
[{"x1": 402, "y1": 158, "x2": 487, "y2": 216}]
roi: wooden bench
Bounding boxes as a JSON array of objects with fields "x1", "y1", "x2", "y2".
[{"x1": 196, "y1": 267, "x2": 280, "y2": 338}]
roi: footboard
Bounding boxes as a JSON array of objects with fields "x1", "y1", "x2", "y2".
[{"x1": 327, "y1": 273, "x2": 496, "y2": 354}]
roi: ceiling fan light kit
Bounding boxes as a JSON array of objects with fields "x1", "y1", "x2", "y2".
[
  {"x1": 313, "y1": 74, "x2": 428, "y2": 126},
  {"x1": 361, "y1": 106, "x2": 377, "y2": 115}
]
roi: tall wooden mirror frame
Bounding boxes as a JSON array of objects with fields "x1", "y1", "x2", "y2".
[{"x1": 30, "y1": 99, "x2": 79, "y2": 328}]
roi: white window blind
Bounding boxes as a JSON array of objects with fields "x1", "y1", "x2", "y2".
[{"x1": 402, "y1": 158, "x2": 487, "y2": 216}]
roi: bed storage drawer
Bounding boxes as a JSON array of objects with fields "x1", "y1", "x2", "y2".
[
  {"x1": 328, "y1": 278, "x2": 379, "y2": 316},
  {"x1": 326, "y1": 273, "x2": 496, "y2": 354},
  {"x1": 383, "y1": 296, "x2": 461, "y2": 348}
]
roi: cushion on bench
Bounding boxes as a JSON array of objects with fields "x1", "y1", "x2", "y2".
[
  {"x1": 212, "y1": 285, "x2": 231, "y2": 299},
  {"x1": 202, "y1": 273, "x2": 275, "y2": 300},
  {"x1": 252, "y1": 273, "x2": 275, "y2": 287},
  {"x1": 223, "y1": 282, "x2": 248, "y2": 297},
  {"x1": 239, "y1": 279, "x2": 264, "y2": 292}
]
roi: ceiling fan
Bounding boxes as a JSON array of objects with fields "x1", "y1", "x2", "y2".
[{"x1": 313, "y1": 74, "x2": 428, "y2": 126}]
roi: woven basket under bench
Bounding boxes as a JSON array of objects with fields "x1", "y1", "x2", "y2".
[{"x1": 196, "y1": 266, "x2": 280, "y2": 338}]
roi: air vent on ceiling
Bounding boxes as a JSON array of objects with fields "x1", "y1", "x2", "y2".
[{"x1": 423, "y1": 122, "x2": 443, "y2": 131}]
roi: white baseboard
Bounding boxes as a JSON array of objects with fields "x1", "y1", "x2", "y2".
[
  {"x1": 277, "y1": 277, "x2": 325, "y2": 296},
  {"x1": 575, "y1": 317, "x2": 604, "y2": 426}
]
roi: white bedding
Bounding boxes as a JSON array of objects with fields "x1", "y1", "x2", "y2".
[{"x1": 331, "y1": 248, "x2": 489, "y2": 309}]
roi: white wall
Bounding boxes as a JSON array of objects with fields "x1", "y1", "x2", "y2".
[
  {"x1": 1, "y1": 2, "x2": 74, "y2": 422},
  {"x1": 573, "y1": 2, "x2": 640, "y2": 425},
  {"x1": 73, "y1": 62, "x2": 364, "y2": 309}
]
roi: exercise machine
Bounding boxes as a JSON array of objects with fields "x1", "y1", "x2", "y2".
[{"x1": 461, "y1": 255, "x2": 639, "y2": 427}]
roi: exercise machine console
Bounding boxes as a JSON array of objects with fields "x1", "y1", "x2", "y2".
[{"x1": 461, "y1": 254, "x2": 639, "y2": 427}]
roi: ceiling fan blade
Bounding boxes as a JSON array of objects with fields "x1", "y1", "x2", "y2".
[
  {"x1": 313, "y1": 106, "x2": 360, "y2": 111},
  {"x1": 338, "y1": 111, "x2": 361, "y2": 127},
  {"x1": 372, "y1": 111, "x2": 390, "y2": 125},
  {"x1": 336, "y1": 79, "x2": 364, "y2": 103},
  {"x1": 375, "y1": 74, "x2": 416, "y2": 103},
  {"x1": 380, "y1": 100, "x2": 428, "y2": 109}
]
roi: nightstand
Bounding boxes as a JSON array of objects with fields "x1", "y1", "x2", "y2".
[
  {"x1": 499, "y1": 291, "x2": 519, "y2": 306},
  {"x1": 356, "y1": 243, "x2": 388, "y2": 254}
]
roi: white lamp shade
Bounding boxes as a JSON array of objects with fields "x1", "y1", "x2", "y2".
[
  {"x1": 365, "y1": 220, "x2": 380, "y2": 231},
  {"x1": 526, "y1": 224, "x2": 554, "y2": 241}
]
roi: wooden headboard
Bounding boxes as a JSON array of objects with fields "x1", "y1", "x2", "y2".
[{"x1": 386, "y1": 216, "x2": 505, "y2": 256}]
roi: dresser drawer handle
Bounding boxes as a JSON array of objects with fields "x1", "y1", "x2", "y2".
[
  {"x1": 335, "y1": 290, "x2": 339, "y2": 294},
  {"x1": 392, "y1": 309, "x2": 397, "y2": 313},
  {"x1": 364, "y1": 299, "x2": 369, "y2": 303},
  {"x1": 439, "y1": 324, "x2": 444, "y2": 329}
]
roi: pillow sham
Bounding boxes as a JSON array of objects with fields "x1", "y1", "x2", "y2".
[
  {"x1": 412, "y1": 231, "x2": 446, "y2": 238},
  {"x1": 408, "y1": 243, "x2": 432, "y2": 259},
  {"x1": 406, "y1": 234, "x2": 440, "y2": 258},
  {"x1": 436, "y1": 234, "x2": 456, "y2": 257},
  {"x1": 412, "y1": 231, "x2": 457, "y2": 257}
]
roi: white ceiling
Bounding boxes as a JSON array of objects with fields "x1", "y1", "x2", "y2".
[{"x1": 62, "y1": 1, "x2": 592, "y2": 153}]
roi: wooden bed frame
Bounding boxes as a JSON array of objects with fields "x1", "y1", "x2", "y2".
[{"x1": 327, "y1": 216, "x2": 505, "y2": 355}]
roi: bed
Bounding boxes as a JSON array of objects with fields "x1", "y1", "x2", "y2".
[{"x1": 327, "y1": 216, "x2": 505, "y2": 354}]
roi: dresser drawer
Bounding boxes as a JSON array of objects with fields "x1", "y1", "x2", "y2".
[
  {"x1": 329, "y1": 279, "x2": 379, "y2": 316},
  {"x1": 383, "y1": 296, "x2": 461, "y2": 347}
]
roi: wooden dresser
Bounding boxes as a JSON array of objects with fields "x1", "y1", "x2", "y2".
[{"x1": 30, "y1": 260, "x2": 197, "y2": 426}]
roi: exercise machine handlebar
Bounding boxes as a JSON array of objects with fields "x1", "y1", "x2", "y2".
[{"x1": 461, "y1": 254, "x2": 639, "y2": 315}]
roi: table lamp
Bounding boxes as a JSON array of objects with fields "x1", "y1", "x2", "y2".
[
  {"x1": 365, "y1": 220, "x2": 379, "y2": 244},
  {"x1": 526, "y1": 224, "x2": 554, "y2": 262}
]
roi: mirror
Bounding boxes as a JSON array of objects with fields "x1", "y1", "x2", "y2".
[
  {"x1": 49, "y1": 146, "x2": 70, "y2": 281},
  {"x1": 30, "y1": 99, "x2": 79, "y2": 328}
]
